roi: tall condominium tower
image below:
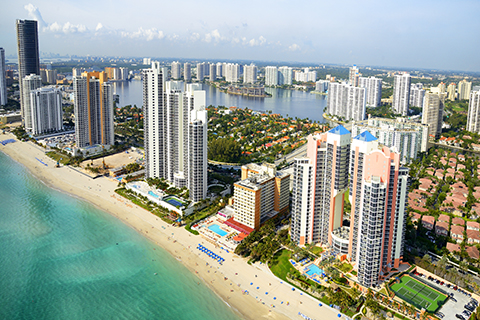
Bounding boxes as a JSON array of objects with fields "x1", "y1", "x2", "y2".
[
  {"x1": 209, "y1": 63, "x2": 217, "y2": 81},
  {"x1": 143, "y1": 62, "x2": 207, "y2": 201},
  {"x1": 16, "y1": 20, "x2": 40, "y2": 124},
  {"x1": 22, "y1": 74, "x2": 42, "y2": 131},
  {"x1": 359, "y1": 76, "x2": 382, "y2": 108},
  {"x1": 349, "y1": 65, "x2": 360, "y2": 87},
  {"x1": 447, "y1": 83, "x2": 457, "y2": 101},
  {"x1": 458, "y1": 79, "x2": 472, "y2": 100},
  {"x1": 265, "y1": 66, "x2": 278, "y2": 86},
  {"x1": 392, "y1": 74, "x2": 411, "y2": 116},
  {"x1": 0, "y1": 48, "x2": 6, "y2": 106},
  {"x1": 316, "y1": 80, "x2": 329, "y2": 93},
  {"x1": 171, "y1": 61, "x2": 181, "y2": 80},
  {"x1": 73, "y1": 71, "x2": 114, "y2": 148},
  {"x1": 243, "y1": 64, "x2": 257, "y2": 84},
  {"x1": 327, "y1": 83, "x2": 366, "y2": 121},
  {"x1": 349, "y1": 133, "x2": 408, "y2": 287},
  {"x1": 467, "y1": 91, "x2": 480, "y2": 134},
  {"x1": 409, "y1": 83, "x2": 425, "y2": 108},
  {"x1": 196, "y1": 63, "x2": 205, "y2": 81},
  {"x1": 225, "y1": 63, "x2": 240, "y2": 83},
  {"x1": 438, "y1": 82, "x2": 446, "y2": 93},
  {"x1": 216, "y1": 62, "x2": 223, "y2": 78},
  {"x1": 278, "y1": 66, "x2": 292, "y2": 85},
  {"x1": 422, "y1": 92, "x2": 445, "y2": 138},
  {"x1": 30, "y1": 86, "x2": 63, "y2": 135},
  {"x1": 184, "y1": 62, "x2": 191, "y2": 81},
  {"x1": 290, "y1": 125, "x2": 351, "y2": 246}
]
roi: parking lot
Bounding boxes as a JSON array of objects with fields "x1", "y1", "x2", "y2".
[{"x1": 415, "y1": 272, "x2": 476, "y2": 319}]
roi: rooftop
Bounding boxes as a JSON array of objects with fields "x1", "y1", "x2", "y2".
[
  {"x1": 353, "y1": 130, "x2": 377, "y2": 142},
  {"x1": 328, "y1": 125, "x2": 350, "y2": 136}
]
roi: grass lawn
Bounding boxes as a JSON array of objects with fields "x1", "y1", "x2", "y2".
[
  {"x1": 338, "y1": 262, "x2": 353, "y2": 273},
  {"x1": 46, "y1": 151, "x2": 71, "y2": 165},
  {"x1": 390, "y1": 275, "x2": 448, "y2": 313},
  {"x1": 308, "y1": 246, "x2": 324, "y2": 255},
  {"x1": 269, "y1": 249, "x2": 298, "y2": 281}
]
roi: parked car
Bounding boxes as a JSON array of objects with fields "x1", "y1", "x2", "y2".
[{"x1": 456, "y1": 314, "x2": 466, "y2": 320}]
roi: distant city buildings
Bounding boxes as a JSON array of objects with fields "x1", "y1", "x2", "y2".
[
  {"x1": 315, "y1": 80, "x2": 329, "y2": 93},
  {"x1": 0, "y1": 48, "x2": 6, "y2": 106},
  {"x1": 291, "y1": 125, "x2": 409, "y2": 287},
  {"x1": 73, "y1": 71, "x2": 114, "y2": 148},
  {"x1": 16, "y1": 19, "x2": 40, "y2": 125},
  {"x1": 327, "y1": 82, "x2": 366, "y2": 121},
  {"x1": 422, "y1": 92, "x2": 445, "y2": 139},
  {"x1": 352, "y1": 117, "x2": 429, "y2": 163},
  {"x1": 359, "y1": 76, "x2": 382, "y2": 108},
  {"x1": 40, "y1": 68, "x2": 57, "y2": 84},
  {"x1": 29, "y1": 86, "x2": 63, "y2": 135},
  {"x1": 143, "y1": 62, "x2": 207, "y2": 202},
  {"x1": 294, "y1": 68, "x2": 316, "y2": 82},
  {"x1": 265, "y1": 66, "x2": 278, "y2": 86},
  {"x1": 243, "y1": 64, "x2": 257, "y2": 84},
  {"x1": 467, "y1": 90, "x2": 480, "y2": 134},
  {"x1": 393, "y1": 73, "x2": 411, "y2": 116},
  {"x1": 278, "y1": 66, "x2": 293, "y2": 85}
]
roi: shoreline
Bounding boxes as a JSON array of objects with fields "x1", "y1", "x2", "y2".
[{"x1": 0, "y1": 133, "x2": 344, "y2": 320}]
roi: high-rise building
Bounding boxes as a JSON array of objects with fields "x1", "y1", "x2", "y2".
[
  {"x1": 352, "y1": 117, "x2": 429, "y2": 163},
  {"x1": 171, "y1": 61, "x2": 181, "y2": 80},
  {"x1": 209, "y1": 63, "x2": 217, "y2": 81},
  {"x1": 349, "y1": 133, "x2": 408, "y2": 287},
  {"x1": 349, "y1": 65, "x2": 360, "y2": 87},
  {"x1": 458, "y1": 79, "x2": 472, "y2": 100},
  {"x1": 216, "y1": 62, "x2": 223, "y2": 78},
  {"x1": 437, "y1": 82, "x2": 446, "y2": 93},
  {"x1": 265, "y1": 66, "x2": 278, "y2": 86},
  {"x1": 0, "y1": 48, "x2": 6, "y2": 106},
  {"x1": 16, "y1": 19, "x2": 40, "y2": 125},
  {"x1": 291, "y1": 126, "x2": 351, "y2": 246},
  {"x1": 422, "y1": 92, "x2": 445, "y2": 138},
  {"x1": 143, "y1": 62, "x2": 207, "y2": 201},
  {"x1": 467, "y1": 90, "x2": 480, "y2": 134},
  {"x1": 73, "y1": 71, "x2": 114, "y2": 148},
  {"x1": 29, "y1": 86, "x2": 63, "y2": 135},
  {"x1": 196, "y1": 63, "x2": 205, "y2": 81},
  {"x1": 22, "y1": 74, "x2": 42, "y2": 131},
  {"x1": 409, "y1": 83, "x2": 425, "y2": 108},
  {"x1": 315, "y1": 80, "x2": 329, "y2": 93},
  {"x1": 225, "y1": 63, "x2": 240, "y2": 83},
  {"x1": 243, "y1": 64, "x2": 257, "y2": 84},
  {"x1": 184, "y1": 62, "x2": 191, "y2": 81},
  {"x1": 447, "y1": 83, "x2": 457, "y2": 101},
  {"x1": 278, "y1": 66, "x2": 292, "y2": 85},
  {"x1": 392, "y1": 73, "x2": 411, "y2": 116},
  {"x1": 359, "y1": 76, "x2": 382, "y2": 108},
  {"x1": 327, "y1": 82, "x2": 366, "y2": 121}
]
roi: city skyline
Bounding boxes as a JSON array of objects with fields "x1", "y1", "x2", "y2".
[{"x1": 0, "y1": 1, "x2": 479, "y2": 72}]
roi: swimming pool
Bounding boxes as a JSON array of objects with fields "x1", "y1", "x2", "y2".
[
  {"x1": 208, "y1": 224, "x2": 228, "y2": 237},
  {"x1": 148, "y1": 191, "x2": 160, "y2": 198},
  {"x1": 305, "y1": 264, "x2": 324, "y2": 277},
  {"x1": 164, "y1": 196, "x2": 185, "y2": 207}
]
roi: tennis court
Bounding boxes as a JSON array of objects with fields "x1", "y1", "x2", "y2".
[{"x1": 390, "y1": 275, "x2": 448, "y2": 313}]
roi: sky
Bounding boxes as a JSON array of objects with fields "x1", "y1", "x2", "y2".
[{"x1": 1, "y1": 0, "x2": 480, "y2": 72}]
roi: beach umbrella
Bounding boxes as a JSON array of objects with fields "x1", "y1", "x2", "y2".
[
  {"x1": 319, "y1": 303, "x2": 322, "y2": 307},
  {"x1": 337, "y1": 314, "x2": 341, "y2": 318},
  {"x1": 273, "y1": 297, "x2": 276, "y2": 300},
  {"x1": 292, "y1": 288, "x2": 295, "y2": 291},
  {"x1": 257, "y1": 287, "x2": 259, "y2": 289},
  {"x1": 265, "y1": 292, "x2": 268, "y2": 295},
  {"x1": 250, "y1": 283, "x2": 253, "y2": 285}
]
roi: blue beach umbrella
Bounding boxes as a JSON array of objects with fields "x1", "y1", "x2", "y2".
[
  {"x1": 273, "y1": 297, "x2": 276, "y2": 300},
  {"x1": 265, "y1": 292, "x2": 268, "y2": 295},
  {"x1": 257, "y1": 287, "x2": 259, "y2": 289},
  {"x1": 319, "y1": 303, "x2": 322, "y2": 307},
  {"x1": 337, "y1": 314, "x2": 341, "y2": 318},
  {"x1": 250, "y1": 283, "x2": 253, "y2": 285}
]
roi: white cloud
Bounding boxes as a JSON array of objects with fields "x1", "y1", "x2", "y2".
[
  {"x1": 247, "y1": 36, "x2": 267, "y2": 46},
  {"x1": 190, "y1": 33, "x2": 200, "y2": 41},
  {"x1": 24, "y1": 4, "x2": 47, "y2": 28},
  {"x1": 24, "y1": 4, "x2": 87, "y2": 34},
  {"x1": 95, "y1": 23, "x2": 103, "y2": 31},
  {"x1": 289, "y1": 43, "x2": 300, "y2": 51},
  {"x1": 121, "y1": 27, "x2": 164, "y2": 41},
  {"x1": 204, "y1": 29, "x2": 222, "y2": 43}
]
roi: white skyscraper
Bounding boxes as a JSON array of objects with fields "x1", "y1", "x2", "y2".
[
  {"x1": 184, "y1": 62, "x2": 191, "y2": 81},
  {"x1": 409, "y1": 83, "x2": 425, "y2": 109},
  {"x1": 29, "y1": 86, "x2": 63, "y2": 135},
  {"x1": 143, "y1": 63, "x2": 207, "y2": 201},
  {"x1": 359, "y1": 76, "x2": 382, "y2": 108},
  {"x1": 458, "y1": 79, "x2": 472, "y2": 100},
  {"x1": 171, "y1": 61, "x2": 181, "y2": 80},
  {"x1": 278, "y1": 66, "x2": 293, "y2": 85},
  {"x1": 225, "y1": 63, "x2": 240, "y2": 83},
  {"x1": 243, "y1": 64, "x2": 257, "y2": 84},
  {"x1": 327, "y1": 82, "x2": 366, "y2": 121},
  {"x1": 216, "y1": 62, "x2": 223, "y2": 78},
  {"x1": 73, "y1": 72, "x2": 114, "y2": 148},
  {"x1": 393, "y1": 73, "x2": 411, "y2": 116},
  {"x1": 349, "y1": 65, "x2": 360, "y2": 87},
  {"x1": 422, "y1": 92, "x2": 444, "y2": 138},
  {"x1": 0, "y1": 48, "x2": 6, "y2": 106},
  {"x1": 315, "y1": 80, "x2": 329, "y2": 93},
  {"x1": 265, "y1": 66, "x2": 278, "y2": 86},
  {"x1": 467, "y1": 90, "x2": 480, "y2": 134},
  {"x1": 209, "y1": 63, "x2": 217, "y2": 81},
  {"x1": 196, "y1": 63, "x2": 205, "y2": 81},
  {"x1": 22, "y1": 74, "x2": 42, "y2": 131}
]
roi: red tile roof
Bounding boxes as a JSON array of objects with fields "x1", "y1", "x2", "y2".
[
  {"x1": 466, "y1": 246, "x2": 480, "y2": 259},
  {"x1": 452, "y1": 217, "x2": 465, "y2": 226},
  {"x1": 446, "y1": 242, "x2": 461, "y2": 253},
  {"x1": 438, "y1": 214, "x2": 450, "y2": 223}
]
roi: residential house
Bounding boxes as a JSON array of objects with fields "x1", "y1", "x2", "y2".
[
  {"x1": 466, "y1": 246, "x2": 480, "y2": 260},
  {"x1": 467, "y1": 229, "x2": 480, "y2": 244},
  {"x1": 451, "y1": 225, "x2": 465, "y2": 243},
  {"x1": 438, "y1": 214, "x2": 450, "y2": 224},
  {"x1": 467, "y1": 221, "x2": 480, "y2": 231},
  {"x1": 421, "y1": 215, "x2": 435, "y2": 230},
  {"x1": 452, "y1": 217, "x2": 466, "y2": 226},
  {"x1": 435, "y1": 221, "x2": 449, "y2": 237}
]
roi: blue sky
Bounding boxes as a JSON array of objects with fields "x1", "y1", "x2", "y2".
[{"x1": 1, "y1": 0, "x2": 479, "y2": 71}]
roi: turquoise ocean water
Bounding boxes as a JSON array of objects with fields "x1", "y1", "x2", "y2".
[{"x1": 0, "y1": 151, "x2": 241, "y2": 320}]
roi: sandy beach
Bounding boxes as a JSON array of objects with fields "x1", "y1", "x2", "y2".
[{"x1": 0, "y1": 133, "x2": 347, "y2": 320}]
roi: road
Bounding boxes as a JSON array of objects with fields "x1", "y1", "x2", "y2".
[{"x1": 275, "y1": 143, "x2": 308, "y2": 166}]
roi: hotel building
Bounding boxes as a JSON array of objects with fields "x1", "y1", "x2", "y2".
[
  {"x1": 29, "y1": 86, "x2": 63, "y2": 135},
  {"x1": 73, "y1": 71, "x2": 114, "y2": 148},
  {"x1": 22, "y1": 74, "x2": 42, "y2": 131},
  {"x1": 393, "y1": 74, "x2": 411, "y2": 116}
]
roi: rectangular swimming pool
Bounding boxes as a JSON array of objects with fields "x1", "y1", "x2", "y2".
[
  {"x1": 148, "y1": 191, "x2": 160, "y2": 198},
  {"x1": 305, "y1": 264, "x2": 324, "y2": 277},
  {"x1": 208, "y1": 224, "x2": 228, "y2": 237}
]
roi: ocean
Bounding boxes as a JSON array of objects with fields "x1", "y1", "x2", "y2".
[{"x1": 0, "y1": 151, "x2": 240, "y2": 320}]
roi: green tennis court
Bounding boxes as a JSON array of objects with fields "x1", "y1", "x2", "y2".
[{"x1": 390, "y1": 275, "x2": 448, "y2": 313}]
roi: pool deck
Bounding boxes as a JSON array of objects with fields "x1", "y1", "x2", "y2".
[
  {"x1": 289, "y1": 259, "x2": 329, "y2": 286},
  {"x1": 192, "y1": 214, "x2": 241, "y2": 251}
]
